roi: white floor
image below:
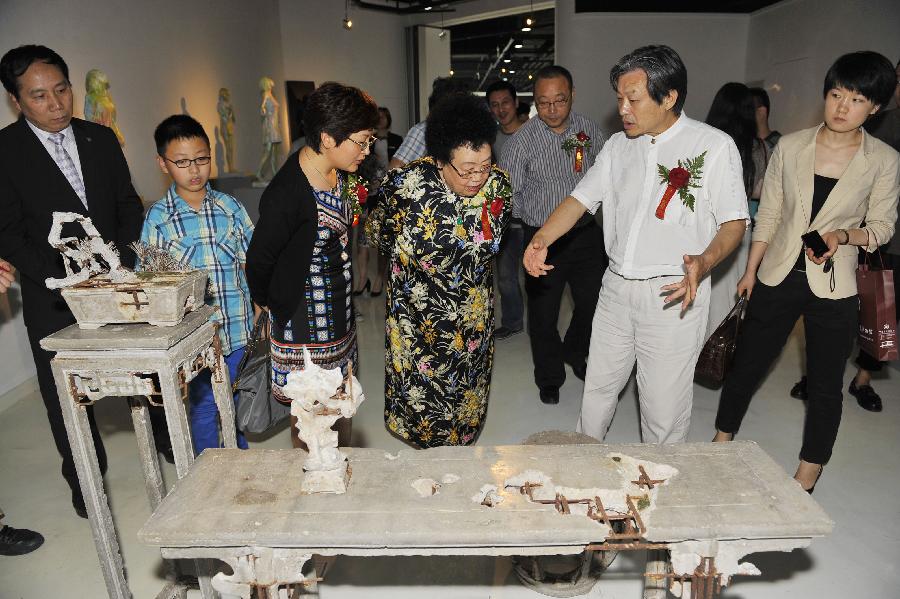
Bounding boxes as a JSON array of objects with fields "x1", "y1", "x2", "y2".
[{"x1": 2, "y1": 286, "x2": 899, "y2": 598}]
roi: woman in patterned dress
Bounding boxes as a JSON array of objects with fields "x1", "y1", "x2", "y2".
[
  {"x1": 367, "y1": 94, "x2": 512, "y2": 448},
  {"x1": 246, "y1": 82, "x2": 378, "y2": 447}
]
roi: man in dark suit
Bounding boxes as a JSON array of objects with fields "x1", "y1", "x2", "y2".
[{"x1": 0, "y1": 45, "x2": 145, "y2": 518}]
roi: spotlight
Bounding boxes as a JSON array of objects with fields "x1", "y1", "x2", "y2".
[
  {"x1": 528, "y1": 74, "x2": 533, "y2": 80},
  {"x1": 514, "y1": 43, "x2": 523, "y2": 49},
  {"x1": 521, "y1": 26, "x2": 532, "y2": 32},
  {"x1": 424, "y1": 5, "x2": 433, "y2": 10},
  {"x1": 438, "y1": 29, "x2": 447, "y2": 38},
  {"x1": 503, "y1": 59, "x2": 511, "y2": 63},
  {"x1": 508, "y1": 70, "x2": 516, "y2": 74},
  {"x1": 525, "y1": 17, "x2": 534, "y2": 26},
  {"x1": 449, "y1": 69, "x2": 454, "y2": 75},
  {"x1": 343, "y1": 17, "x2": 353, "y2": 29},
  {"x1": 501, "y1": 67, "x2": 506, "y2": 73}
]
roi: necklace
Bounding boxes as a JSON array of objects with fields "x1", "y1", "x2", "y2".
[{"x1": 303, "y1": 148, "x2": 336, "y2": 190}]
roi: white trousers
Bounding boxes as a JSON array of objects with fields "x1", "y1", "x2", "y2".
[{"x1": 576, "y1": 270, "x2": 710, "y2": 444}]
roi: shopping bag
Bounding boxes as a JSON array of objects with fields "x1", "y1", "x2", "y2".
[
  {"x1": 695, "y1": 293, "x2": 747, "y2": 383},
  {"x1": 233, "y1": 310, "x2": 290, "y2": 433},
  {"x1": 857, "y1": 261, "x2": 898, "y2": 361}
]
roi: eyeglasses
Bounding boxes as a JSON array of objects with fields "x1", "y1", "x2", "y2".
[
  {"x1": 447, "y1": 161, "x2": 492, "y2": 179},
  {"x1": 346, "y1": 136, "x2": 378, "y2": 151},
  {"x1": 164, "y1": 156, "x2": 211, "y2": 168},
  {"x1": 536, "y1": 97, "x2": 570, "y2": 111}
]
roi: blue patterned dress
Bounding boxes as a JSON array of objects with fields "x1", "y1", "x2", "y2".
[{"x1": 270, "y1": 174, "x2": 358, "y2": 402}]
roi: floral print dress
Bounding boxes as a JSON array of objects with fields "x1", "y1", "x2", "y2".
[{"x1": 366, "y1": 157, "x2": 512, "y2": 447}]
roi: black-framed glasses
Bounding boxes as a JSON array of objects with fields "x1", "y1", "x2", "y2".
[
  {"x1": 447, "y1": 161, "x2": 493, "y2": 179},
  {"x1": 536, "y1": 96, "x2": 570, "y2": 111},
  {"x1": 346, "y1": 136, "x2": 378, "y2": 151},
  {"x1": 164, "y1": 156, "x2": 211, "y2": 168}
]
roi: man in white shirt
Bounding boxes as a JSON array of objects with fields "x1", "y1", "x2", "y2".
[{"x1": 524, "y1": 45, "x2": 748, "y2": 443}]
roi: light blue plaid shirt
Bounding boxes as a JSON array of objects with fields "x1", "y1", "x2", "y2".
[
  {"x1": 393, "y1": 121, "x2": 427, "y2": 164},
  {"x1": 140, "y1": 184, "x2": 254, "y2": 355}
]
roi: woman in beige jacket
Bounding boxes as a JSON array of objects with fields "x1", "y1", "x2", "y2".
[{"x1": 714, "y1": 52, "x2": 900, "y2": 493}]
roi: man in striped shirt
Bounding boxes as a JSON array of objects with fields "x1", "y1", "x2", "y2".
[{"x1": 500, "y1": 65, "x2": 607, "y2": 405}]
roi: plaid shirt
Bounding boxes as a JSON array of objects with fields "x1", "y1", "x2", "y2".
[
  {"x1": 392, "y1": 121, "x2": 427, "y2": 164},
  {"x1": 140, "y1": 184, "x2": 254, "y2": 355}
]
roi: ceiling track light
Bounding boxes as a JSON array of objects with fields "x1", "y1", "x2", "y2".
[
  {"x1": 343, "y1": 0, "x2": 352, "y2": 29},
  {"x1": 525, "y1": 0, "x2": 536, "y2": 28}
]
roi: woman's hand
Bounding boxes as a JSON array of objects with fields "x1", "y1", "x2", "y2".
[
  {"x1": 805, "y1": 230, "x2": 840, "y2": 265},
  {"x1": 0, "y1": 259, "x2": 15, "y2": 293},
  {"x1": 737, "y1": 270, "x2": 756, "y2": 299}
]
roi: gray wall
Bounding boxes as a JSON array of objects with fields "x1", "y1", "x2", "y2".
[
  {"x1": 746, "y1": 0, "x2": 900, "y2": 134},
  {"x1": 555, "y1": 0, "x2": 750, "y2": 133}
]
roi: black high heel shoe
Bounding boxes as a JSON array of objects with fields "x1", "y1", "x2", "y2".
[
  {"x1": 352, "y1": 280, "x2": 370, "y2": 296},
  {"x1": 801, "y1": 465, "x2": 824, "y2": 495},
  {"x1": 369, "y1": 280, "x2": 383, "y2": 297}
]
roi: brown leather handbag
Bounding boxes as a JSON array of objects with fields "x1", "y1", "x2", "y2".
[{"x1": 695, "y1": 293, "x2": 747, "y2": 383}]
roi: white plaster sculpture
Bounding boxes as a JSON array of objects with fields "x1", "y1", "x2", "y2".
[
  {"x1": 217, "y1": 87, "x2": 237, "y2": 173},
  {"x1": 45, "y1": 212, "x2": 135, "y2": 289},
  {"x1": 282, "y1": 347, "x2": 365, "y2": 494}
]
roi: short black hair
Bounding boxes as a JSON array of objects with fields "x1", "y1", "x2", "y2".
[
  {"x1": 534, "y1": 65, "x2": 573, "y2": 91},
  {"x1": 485, "y1": 80, "x2": 517, "y2": 103},
  {"x1": 517, "y1": 101, "x2": 531, "y2": 117},
  {"x1": 425, "y1": 94, "x2": 497, "y2": 163},
  {"x1": 304, "y1": 82, "x2": 379, "y2": 152},
  {"x1": 749, "y1": 87, "x2": 770, "y2": 112},
  {"x1": 378, "y1": 106, "x2": 392, "y2": 129},
  {"x1": 823, "y1": 51, "x2": 896, "y2": 107},
  {"x1": 610, "y1": 45, "x2": 687, "y2": 115},
  {"x1": 0, "y1": 45, "x2": 69, "y2": 99},
  {"x1": 428, "y1": 76, "x2": 472, "y2": 111},
  {"x1": 154, "y1": 114, "x2": 210, "y2": 156}
]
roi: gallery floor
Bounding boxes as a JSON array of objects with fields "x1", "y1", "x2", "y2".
[{"x1": 1, "y1": 285, "x2": 898, "y2": 598}]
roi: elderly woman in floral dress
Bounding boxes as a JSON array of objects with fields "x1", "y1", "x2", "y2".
[{"x1": 367, "y1": 94, "x2": 511, "y2": 448}]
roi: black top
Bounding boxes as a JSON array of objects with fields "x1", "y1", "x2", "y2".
[
  {"x1": 245, "y1": 151, "x2": 319, "y2": 326},
  {"x1": 794, "y1": 174, "x2": 839, "y2": 271},
  {"x1": 0, "y1": 117, "x2": 143, "y2": 337}
]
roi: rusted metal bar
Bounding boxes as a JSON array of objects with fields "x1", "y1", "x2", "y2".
[{"x1": 631, "y1": 465, "x2": 666, "y2": 489}]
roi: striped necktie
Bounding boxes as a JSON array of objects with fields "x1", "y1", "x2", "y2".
[{"x1": 48, "y1": 132, "x2": 88, "y2": 210}]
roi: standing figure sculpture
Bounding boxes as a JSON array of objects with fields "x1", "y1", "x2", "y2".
[
  {"x1": 217, "y1": 87, "x2": 237, "y2": 173},
  {"x1": 256, "y1": 76, "x2": 282, "y2": 182},
  {"x1": 84, "y1": 69, "x2": 124, "y2": 145}
]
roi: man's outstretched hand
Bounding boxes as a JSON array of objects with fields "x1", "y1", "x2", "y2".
[{"x1": 660, "y1": 253, "x2": 709, "y2": 314}]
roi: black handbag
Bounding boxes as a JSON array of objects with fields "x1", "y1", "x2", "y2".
[
  {"x1": 695, "y1": 293, "x2": 747, "y2": 384},
  {"x1": 233, "y1": 310, "x2": 290, "y2": 434}
]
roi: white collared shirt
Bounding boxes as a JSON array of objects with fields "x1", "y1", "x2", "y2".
[
  {"x1": 25, "y1": 119, "x2": 85, "y2": 183},
  {"x1": 571, "y1": 114, "x2": 749, "y2": 279}
]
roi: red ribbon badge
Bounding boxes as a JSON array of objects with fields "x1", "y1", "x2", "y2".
[
  {"x1": 356, "y1": 183, "x2": 368, "y2": 205},
  {"x1": 655, "y1": 167, "x2": 690, "y2": 219},
  {"x1": 481, "y1": 202, "x2": 492, "y2": 241}
]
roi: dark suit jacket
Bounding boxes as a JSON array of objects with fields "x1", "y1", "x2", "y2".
[
  {"x1": 0, "y1": 117, "x2": 144, "y2": 337},
  {"x1": 386, "y1": 131, "x2": 403, "y2": 161}
]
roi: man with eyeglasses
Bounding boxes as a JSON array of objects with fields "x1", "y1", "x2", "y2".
[
  {"x1": 0, "y1": 45, "x2": 145, "y2": 518},
  {"x1": 524, "y1": 46, "x2": 748, "y2": 444},
  {"x1": 500, "y1": 65, "x2": 607, "y2": 405}
]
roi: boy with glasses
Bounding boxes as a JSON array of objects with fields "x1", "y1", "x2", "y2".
[{"x1": 141, "y1": 114, "x2": 255, "y2": 454}]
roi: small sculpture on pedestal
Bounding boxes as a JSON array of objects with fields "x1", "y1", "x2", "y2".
[
  {"x1": 84, "y1": 69, "x2": 125, "y2": 145},
  {"x1": 255, "y1": 76, "x2": 282, "y2": 183},
  {"x1": 217, "y1": 88, "x2": 237, "y2": 173},
  {"x1": 282, "y1": 347, "x2": 365, "y2": 494},
  {"x1": 45, "y1": 212, "x2": 135, "y2": 289}
]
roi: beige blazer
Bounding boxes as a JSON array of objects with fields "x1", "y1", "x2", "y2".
[{"x1": 753, "y1": 124, "x2": 900, "y2": 298}]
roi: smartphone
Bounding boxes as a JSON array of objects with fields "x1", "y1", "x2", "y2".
[{"x1": 801, "y1": 230, "x2": 829, "y2": 258}]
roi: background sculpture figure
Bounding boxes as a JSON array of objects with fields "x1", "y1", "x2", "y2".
[
  {"x1": 255, "y1": 76, "x2": 282, "y2": 181},
  {"x1": 217, "y1": 87, "x2": 237, "y2": 173},
  {"x1": 84, "y1": 69, "x2": 125, "y2": 145}
]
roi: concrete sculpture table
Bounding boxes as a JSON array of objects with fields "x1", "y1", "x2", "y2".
[
  {"x1": 139, "y1": 441, "x2": 832, "y2": 598},
  {"x1": 41, "y1": 305, "x2": 238, "y2": 599}
]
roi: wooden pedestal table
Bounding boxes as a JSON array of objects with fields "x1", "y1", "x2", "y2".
[
  {"x1": 41, "y1": 305, "x2": 238, "y2": 599},
  {"x1": 139, "y1": 442, "x2": 833, "y2": 598}
]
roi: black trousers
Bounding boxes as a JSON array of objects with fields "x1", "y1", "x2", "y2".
[
  {"x1": 715, "y1": 270, "x2": 857, "y2": 464},
  {"x1": 27, "y1": 326, "x2": 108, "y2": 498},
  {"x1": 27, "y1": 324, "x2": 170, "y2": 502},
  {"x1": 523, "y1": 221, "x2": 606, "y2": 388}
]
